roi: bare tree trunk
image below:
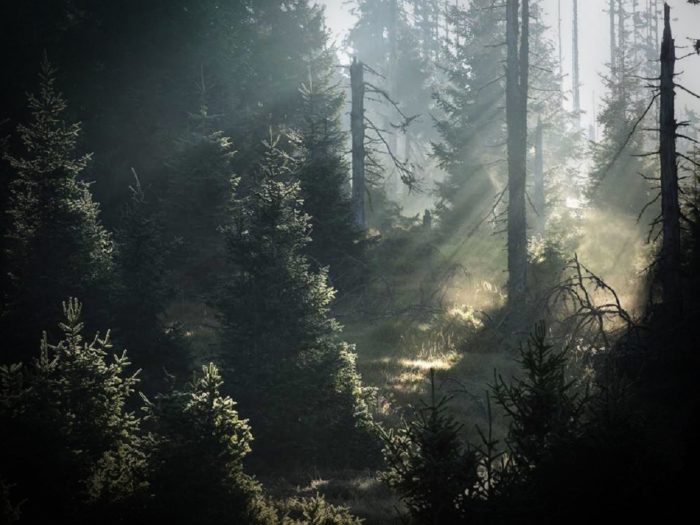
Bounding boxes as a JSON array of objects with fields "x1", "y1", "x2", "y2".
[
  {"x1": 533, "y1": 118, "x2": 545, "y2": 235},
  {"x1": 506, "y1": 0, "x2": 529, "y2": 309},
  {"x1": 351, "y1": 58, "x2": 366, "y2": 230},
  {"x1": 572, "y1": 0, "x2": 581, "y2": 123},
  {"x1": 618, "y1": 0, "x2": 626, "y2": 106},
  {"x1": 659, "y1": 2, "x2": 681, "y2": 313},
  {"x1": 633, "y1": 0, "x2": 639, "y2": 50},
  {"x1": 557, "y1": 0, "x2": 562, "y2": 81},
  {"x1": 387, "y1": 0, "x2": 400, "y2": 200},
  {"x1": 609, "y1": 0, "x2": 617, "y2": 77},
  {"x1": 653, "y1": 0, "x2": 660, "y2": 51}
]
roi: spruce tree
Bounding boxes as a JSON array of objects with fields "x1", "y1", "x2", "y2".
[
  {"x1": 433, "y1": 0, "x2": 506, "y2": 233},
  {"x1": 380, "y1": 370, "x2": 479, "y2": 524},
  {"x1": 219, "y1": 136, "x2": 377, "y2": 466},
  {"x1": 1, "y1": 58, "x2": 113, "y2": 362},
  {"x1": 114, "y1": 173, "x2": 188, "y2": 385},
  {"x1": 164, "y1": 129, "x2": 236, "y2": 298},
  {"x1": 0, "y1": 299, "x2": 146, "y2": 524},
  {"x1": 492, "y1": 322, "x2": 586, "y2": 473},
  {"x1": 589, "y1": 0, "x2": 653, "y2": 216},
  {"x1": 143, "y1": 363, "x2": 276, "y2": 525},
  {"x1": 295, "y1": 54, "x2": 362, "y2": 287}
]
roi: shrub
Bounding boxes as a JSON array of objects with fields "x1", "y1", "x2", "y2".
[{"x1": 279, "y1": 494, "x2": 362, "y2": 525}]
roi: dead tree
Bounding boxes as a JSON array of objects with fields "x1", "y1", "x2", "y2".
[
  {"x1": 659, "y1": 3, "x2": 681, "y2": 313},
  {"x1": 557, "y1": 0, "x2": 563, "y2": 81},
  {"x1": 572, "y1": 0, "x2": 581, "y2": 123},
  {"x1": 349, "y1": 56, "x2": 419, "y2": 231},
  {"x1": 609, "y1": 0, "x2": 616, "y2": 76},
  {"x1": 618, "y1": 0, "x2": 627, "y2": 105},
  {"x1": 533, "y1": 117, "x2": 545, "y2": 235},
  {"x1": 506, "y1": 0, "x2": 530, "y2": 310},
  {"x1": 351, "y1": 57, "x2": 366, "y2": 230}
]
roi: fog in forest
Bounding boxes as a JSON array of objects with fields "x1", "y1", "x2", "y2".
[{"x1": 1, "y1": 1, "x2": 699, "y2": 524}]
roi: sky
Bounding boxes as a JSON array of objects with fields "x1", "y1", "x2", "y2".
[{"x1": 318, "y1": 0, "x2": 700, "y2": 135}]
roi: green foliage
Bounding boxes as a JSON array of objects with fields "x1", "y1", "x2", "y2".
[
  {"x1": 115, "y1": 175, "x2": 168, "y2": 330},
  {"x1": 143, "y1": 362, "x2": 276, "y2": 525},
  {"x1": 220, "y1": 136, "x2": 336, "y2": 354},
  {"x1": 1, "y1": 58, "x2": 113, "y2": 361},
  {"x1": 295, "y1": 57, "x2": 362, "y2": 287},
  {"x1": 114, "y1": 173, "x2": 189, "y2": 386},
  {"x1": 493, "y1": 322, "x2": 586, "y2": 471},
  {"x1": 0, "y1": 299, "x2": 145, "y2": 523},
  {"x1": 0, "y1": 478, "x2": 20, "y2": 524},
  {"x1": 434, "y1": 0, "x2": 580, "y2": 240},
  {"x1": 526, "y1": 236, "x2": 570, "y2": 307},
  {"x1": 380, "y1": 370, "x2": 479, "y2": 524},
  {"x1": 164, "y1": 129, "x2": 236, "y2": 297},
  {"x1": 219, "y1": 137, "x2": 378, "y2": 466},
  {"x1": 588, "y1": 2, "x2": 654, "y2": 217},
  {"x1": 279, "y1": 494, "x2": 362, "y2": 525},
  {"x1": 432, "y1": 0, "x2": 505, "y2": 233}
]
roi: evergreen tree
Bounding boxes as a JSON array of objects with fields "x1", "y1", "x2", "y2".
[
  {"x1": 433, "y1": 0, "x2": 505, "y2": 234},
  {"x1": 589, "y1": 0, "x2": 654, "y2": 217},
  {"x1": 0, "y1": 299, "x2": 146, "y2": 524},
  {"x1": 295, "y1": 55, "x2": 362, "y2": 287},
  {"x1": 380, "y1": 370, "x2": 479, "y2": 524},
  {"x1": 492, "y1": 322, "x2": 586, "y2": 475},
  {"x1": 1, "y1": 58, "x2": 113, "y2": 362},
  {"x1": 114, "y1": 173, "x2": 188, "y2": 386},
  {"x1": 143, "y1": 363, "x2": 276, "y2": 525},
  {"x1": 164, "y1": 129, "x2": 236, "y2": 298},
  {"x1": 219, "y1": 136, "x2": 377, "y2": 466}
]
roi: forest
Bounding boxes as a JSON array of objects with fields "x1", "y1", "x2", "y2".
[{"x1": 1, "y1": 0, "x2": 699, "y2": 523}]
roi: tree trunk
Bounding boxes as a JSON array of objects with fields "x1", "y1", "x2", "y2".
[
  {"x1": 350, "y1": 58, "x2": 366, "y2": 230},
  {"x1": 506, "y1": 0, "x2": 529, "y2": 309},
  {"x1": 659, "y1": 2, "x2": 681, "y2": 313},
  {"x1": 609, "y1": 0, "x2": 616, "y2": 77},
  {"x1": 533, "y1": 118, "x2": 545, "y2": 235},
  {"x1": 572, "y1": 0, "x2": 581, "y2": 123},
  {"x1": 387, "y1": 0, "x2": 400, "y2": 200},
  {"x1": 557, "y1": 0, "x2": 562, "y2": 81},
  {"x1": 618, "y1": 0, "x2": 626, "y2": 105}
]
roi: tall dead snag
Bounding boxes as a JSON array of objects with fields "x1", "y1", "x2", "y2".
[
  {"x1": 609, "y1": 0, "x2": 616, "y2": 76},
  {"x1": 572, "y1": 0, "x2": 581, "y2": 122},
  {"x1": 351, "y1": 57, "x2": 366, "y2": 230},
  {"x1": 557, "y1": 0, "x2": 562, "y2": 80},
  {"x1": 533, "y1": 117, "x2": 545, "y2": 235},
  {"x1": 506, "y1": 0, "x2": 529, "y2": 309},
  {"x1": 659, "y1": 3, "x2": 681, "y2": 313}
]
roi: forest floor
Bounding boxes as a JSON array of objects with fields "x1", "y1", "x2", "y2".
[
  {"x1": 253, "y1": 314, "x2": 519, "y2": 525},
  {"x1": 169, "y1": 295, "x2": 520, "y2": 523},
  {"x1": 268, "y1": 311, "x2": 520, "y2": 524}
]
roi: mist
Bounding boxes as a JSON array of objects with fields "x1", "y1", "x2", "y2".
[{"x1": 1, "y1": 1, "x2": 699, "y2": 524}]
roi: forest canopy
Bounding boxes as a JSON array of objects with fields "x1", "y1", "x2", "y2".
[{"x1": 1, "y1": 1, "x2": 699, "y2": 524}]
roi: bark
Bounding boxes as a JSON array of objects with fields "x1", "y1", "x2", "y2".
[
  {"x1": 387, "y1": 0, "x2": 399, "y2": 199},
  {"x1": 557, "y1": 0, "x2": 562, "y2": 81},
  {"x1": 572, "y1": 0, "x2": 581, "y2": 121},
  {"x1": 610, "y1": 0, "x2": 617, "y2": 77},
  {"x1": 506, "y1": 0, "x2": 529, "y2": 308},
  {"x1": 618, "y1": 0, "x2": 626, "y2": 105},
  {"x1": 659, "y1": 2, "x2": 681, "y2": 313},
  {"x1": 533, "y1": 118, "x2": 545, "y2": 235},
  {"x1": 350, "y1": 58, "x2": 366, "y2": 230}
]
